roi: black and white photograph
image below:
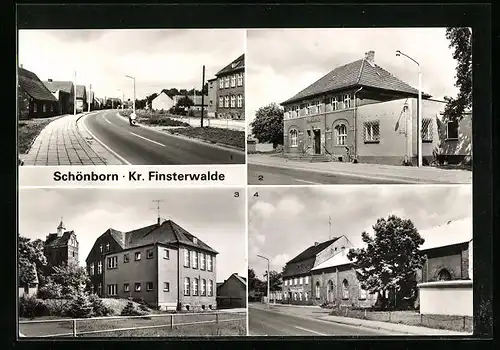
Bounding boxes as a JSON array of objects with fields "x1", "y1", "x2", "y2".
[
  {"x1": 247, "y1": 186, "x2": 472, "y2": 336},
  {"x1": 246, "y1": 28, "x2": 472, "y2": 185},
  {"x1": 18, "y1": 188, "x2": 247, "y2": 337},
  {"x1": 17, "y1": 29, "x2": 246, "y2": 166}
]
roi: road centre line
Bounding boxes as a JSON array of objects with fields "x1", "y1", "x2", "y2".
[
  {"x1": 294, "y1": 326, "x2": 326, "y2": 336},
  {"x1": 293, "y1": 179, "x2": 322, "y2": 184},
  {"x1": 129, "y1": 132, "x2": 166, "y2": 147}
]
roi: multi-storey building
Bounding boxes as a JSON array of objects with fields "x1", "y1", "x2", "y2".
[
  {"x1": 85, "y1": 218, "x2": 218, "y2": 311},
  {"x1": 43, "y1": 220, "x2": 79, "y2": 268},
  {"x1": 215, "y1": 54, "x2": 245, "y2": 120}
]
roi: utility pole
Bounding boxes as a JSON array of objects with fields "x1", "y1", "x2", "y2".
[
  {"x1": 257, "y1": 254, "x2": 270, "y2": 305},
  {"x1": 73, "y1": 71, "x2": 77, "y2": 115},
  {"x1": 329, "y1": 216, "x2": 331, "y2": 240},
  {"x1": 201, "y1": 65, "x2": 205, "y2": 128},
  {"x1": 88, "y1": 84, "x2": 92, "y2": 112}
]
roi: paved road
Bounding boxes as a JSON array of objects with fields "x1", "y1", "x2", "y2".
[
  {"x1": 84, "y1": 110, "x2": 245, "y2": 165},
  {"x1": 248, "y1": 164, "x2": 403, "y2": 185},
  {"x1": 249, "y1": 306, "x2": 394, "y2": 336}
]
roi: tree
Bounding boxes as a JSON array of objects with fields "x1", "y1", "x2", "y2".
[
  {"x1": 250, "y1": 103, "x2": 284, "y2": 148},
  {"x1": 263, "y1": 270, "x2": 283, "y2": 291},
  {"x1": 18, "y1": 236, "x2": 47, "y2": 286},
  {"x1": 443, "y1": 27, "x2": 472, "y2": 122},
  {"x1": 347, "y1": 215, "x2": 426, "y2": 310},
  {"x1": 49, "y1": 262, "x2": 90, "y2": 298},
  {"x1": 248, "y1": 268, "x2": 265, "y2": 292},
  {"x1": 176, "y1": 96, "x2": 194, "y2": 108}
]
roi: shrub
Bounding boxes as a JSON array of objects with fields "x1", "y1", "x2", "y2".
[
  {"x1": 66, "y1": 293, "x2": 93, "y2": 318},
  {"x1": 19, "y1": 295, "x2": 48, "y2": 318},
  {"x1": 43, "y1": 298, "x2": 71, "y2": 316},
  {"x1": 121, "y1": 301, "x2": 144, "y2": 316},
  {"x1": 89, "y1": 294, "x2": 113, "y2": 317},
  {"x1": 139, "y1": 304, "x2": 149, "y2": 312},
  {"x1": 275, "y1": 144, "x2": 284, "y2": 153},
  {"x1": 38, "y1": 280, "x2": 63, "y2": 299}
]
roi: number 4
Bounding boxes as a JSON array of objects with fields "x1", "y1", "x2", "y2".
[{"x1": 253, "y1": 192, "x2": 259, "y2": 197}]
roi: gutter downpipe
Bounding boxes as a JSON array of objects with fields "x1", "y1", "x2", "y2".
[{"x1": 353, "y1": 87, "x2": 363, "y2": 161}]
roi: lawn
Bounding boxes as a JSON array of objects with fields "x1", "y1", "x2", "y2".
[
  {"x1": 168, "y1": 127, "x2": 245, "y2": 150},
  {"x1": 18, "y1": 116, "x2": 63, "y2": 154}
]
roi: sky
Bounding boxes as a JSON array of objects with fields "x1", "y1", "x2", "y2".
[
  {"x1": 246, "y1": 28, "x2": 462, "y2": 128},
  {"x1": 18, "y1": 29, "x2": 244, "y2": 100},
  {"x1": 19, "y1": 188, "x2": 246, "y2": 283},
  {"x1": 248, "y1": 185, "x2": 472, "y2": 280}
]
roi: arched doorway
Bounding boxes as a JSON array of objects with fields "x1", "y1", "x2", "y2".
[{"x1": 327, "y1": 280, "x2": 334, "y2": 303}]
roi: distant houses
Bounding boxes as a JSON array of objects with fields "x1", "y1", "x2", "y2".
[
  {"x1": 18, "y1": 67, "x2": 59, "y2": 119},
  {"x1": 43, "y1": 79, "x2": 75, "y2": 115},
  {"x1": 151, "y1": 91, "x2": 175, "y2": 111}
]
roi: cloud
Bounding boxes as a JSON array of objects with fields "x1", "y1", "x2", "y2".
[{"x1": 276, "y1": 196, "x2": 305, "y2": 216}]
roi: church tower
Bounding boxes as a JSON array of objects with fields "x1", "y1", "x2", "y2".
[{"x1": 44, "y1": 219, "x2": 79, "y2": 267}]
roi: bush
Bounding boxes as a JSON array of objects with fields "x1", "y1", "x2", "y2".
[
  {"x1": 66, "y1": 293, "x2": 94, "y2": 318},
  {"x1": 89, "y1": 294, "x2": 113, "y2": 317},
  {"x1": 38, "y1": 281, "x2": 63, "y2": 299},
  {"x1": 43, "y1": 298, "x2": 72, "y2": 316},
  {"x1": 19, "y1": 295, "x2": 49, "y2": 318},
  {"x1": 121, "y1": 301, "x2": 144, "y2": 316}
]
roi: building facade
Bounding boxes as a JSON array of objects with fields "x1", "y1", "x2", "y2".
[
  {"x1": 43, "y1": 220, "x2": 79, "y2": 268},
  {"x1": 43, "y1": 79, "x2": 75, "y2": 115},
  {"x1": 281, "y1": 50, "x2": 449, "y2": 166},
  {"x1": 215, "y1": 54, "x2": 245, "y2": 120},
  {"x1": 18, "y1": 66, "x2": 59, "y2": 119},
  {"x1": 207, "y1": 77, "x2": 217, "y2": 118},
  {"x1": 151, "y1": 91, "x2": 175, "y2": 111},
  {"x1": 86, "y1": 218, "x2": 218, "y2": 311},
  {"x1": 216, "y1": 273, "x2": 247, "y2": 308}
]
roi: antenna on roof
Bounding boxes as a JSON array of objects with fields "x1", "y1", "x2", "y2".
[
  {"x1": 152, "y1": 200, "x2": 164, "y2": 224},
  {"x1": 329, "y1": 216, "x2": 331, "y2": 240}
]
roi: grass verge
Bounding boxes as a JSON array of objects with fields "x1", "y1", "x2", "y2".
[
  {"x1": 18, "y1": 116, "x2": 63, "y2": 154},
  {"x1": 168, "y1": 127, "x2": 245, "y2": 150}
]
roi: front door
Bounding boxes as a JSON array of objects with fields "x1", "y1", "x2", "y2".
[{"x1": 313, "y1": 129, "x2": 321, "y2": 154}]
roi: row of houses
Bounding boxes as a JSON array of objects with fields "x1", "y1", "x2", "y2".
[
  {"x1": 276, "y1": 217, "x2": 472, "y2": 316},
  {"x1": 21, "y1": 218, "x2": 246, "y2": 311},
  {"x1": 280, "y1": 50, "x2": 472, "y2": 165},
  {"x1": 18, "y1": 65, "x2": 105, "y2": 119}
]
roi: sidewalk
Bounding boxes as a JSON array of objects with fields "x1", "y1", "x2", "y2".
[
  {"x1": 248, "y1": 154, "x2": 472, "y2": 184},
  {"x1": 20, "y1": 113, "x2": 124, "y2": 166}
]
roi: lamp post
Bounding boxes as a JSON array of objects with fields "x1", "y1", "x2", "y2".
[
  {"x1": 125, "y1": 75, "x2": 136, "y2": 117},
  {"x1": 257, "y1": 254, "x2": 270, "y2": 304},
  {"x1": 396, "y1": 50, "x2": 422, "y2": 167}
]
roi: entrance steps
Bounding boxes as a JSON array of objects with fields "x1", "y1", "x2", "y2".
[{"x1": 284, "y1": 154, "x2": 332, "y2": 163}]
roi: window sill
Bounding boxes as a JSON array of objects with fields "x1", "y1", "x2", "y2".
[
  {"x1": 358, "y1": 298, "x2": 367, "y2": 301},
  {"x1": 342, "y1": 298, "x2": 350, "y2": 300},
  {"x1": 422, "y1": 140, "x2": 433, "y2": 143},
  {"x1": 163, "y1": 257, "x2": 169, "y2": 260},
  {"x1": 135, "y1": 259, "x2": 141, "y2": 262},
  {"x1": 107, "y1": 267, "x2": 118, "y2": 270},
  {"x1": 364, "y1": 140, "x2": 380, "y2": 144},
  {"x1": 163, "y1": 290, "x2": 169, "y2": 292}
]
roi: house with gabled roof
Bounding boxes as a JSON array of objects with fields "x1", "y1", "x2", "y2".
[
  {"x1": 281, "y1": 50, "x2": 448, "y2": 166},
  {"x1": 18, "y1": 66, "x2": 59, "y2": 119},
  {"x1": 216, "y1": 273, "x2": 247, "y2": 308},
  {"x1": 215, "y1": 54, "x2": 245, "y2": 120},
  {"x1": 43, "y1": 79, "x2": 75, "y2": 115},
  {"x1": 75, "y1": 85, "x2": 87, "y2": 113},
  {"x1": 86, "y1": 217, "x2": 218, "y2": 311},
  {"x1": 43, "y1": 219, "x2": 79, "y2": 268}
]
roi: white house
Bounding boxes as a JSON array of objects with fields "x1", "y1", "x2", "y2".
[{"x1": 152, "y1": 91, "x2": 175, "y2": 111}]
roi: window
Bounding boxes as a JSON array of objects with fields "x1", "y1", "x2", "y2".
[
  {"x1": 106, "y1": 243, "x2": 110, "y2": 252},
  {"x1": 98, "y1": 284, "x2": 102, "y2": 295},
  {"x1": 224, "y1": 96, "x2": 229, "y2": 108},
  {"x1": 299, "y1": 277, "x2": 303, "y2": 285},
  {"x1": 364, "y1": 121, "x2": 380, "y2": 142},
  {"x1": 42, "y1": 104, "x2": 47, "y2": 113},
  {"x1": 290, "y1": 129, "x2": 298, "y2": 147},
  {"x1": 200, "y1": 253, "x2": 206, "y2": 270},
  {"x1": 224, "y1": 77, "x2": 230, "y2": 88},
  {"x1": 208, "y1": 280, "x2": 213, "y2": 296},
  {"x1": 293, "y1": 292, "x2": 297, "y2": 301},
  {"x1": 237, "y1": 73, "x2": 243, "y2": 86},
  {"x1": 164, "y1": 282, "x2": 170, "y2": 292},
  {"x1": 219, "y1": 78, "x2": 224, "y2": 89},
  {"x1": 331, "y1": 97, "x2": 338, "y2": 111},
  {"x1": 135, "y1": 252, "x2": 141, "y2": 261},
  {"x1": 315, "y1": 282, "x2": 320, "y2": 299},
  {"x1": 147, "y1": 282, "x2": 153, "y2": 291},
  {"x1": 231, "y1": 75, "x2": 236, "y2": 87},
  {"x1": 299, "y1": 292, "x2": 303, "y2": 301},
  {"x1": 307, "y1": 102, "x2": 315, "y2": 115},
  {"x1": 107, "y1": 256, "x2": 118, "y2": 269},
  {"x1": 237, "y1": 94, "x2": 243, "y2": 108},
  {"x1": 183, "y1": 249, "x2": 190, "y2": 267},
  {"x1": 359, "y1": 287, "x2": 367, "y2": 300},
  {"x1": 107, "y1": 284, "x2": 117, "y2": 296},
  {"x1": 230, "y1": 95, "x2": 236, "y2": 107},
  {"x1": 193, "y1": 237, "x2": 198, "y2": 244},
  {"x1": 124, "y1": 283, "x2": 130, "y2": 292},
  {"x1": 446, "y1": 120, "x2": 459, "y2": 140},
  {"x1": 135, "y1": 283, "x2": 141, "y2": 292},
  {"x1": 192, "y1": 251, "x2": 198, "y2": 269},
  {"x1": 343, "y1": 94, "x2": 351, "y2": 109},
  {"x1": 316, "y1": 101, "x2": 321, "y2": 114},
  {"x1": 184, "y1": 277, "x2": 190, "y2": 296},
  {"x1": 305, "y1": 292, "x2": 308, "y2": 301},
  {"x1": 193, "y1": 278, "x2": 199, "y2": 296},
  {"x1": 164, "y1": 249, "x2": 169, "y2": 259},
  {"x1": 335, "y1": 124, "x2": 347, "y2": 145},
  {"x1": 146, "y1": 249, "x2": 154, "y2": 259},
  {"x1": 90, "y1": 263, "x2": 94, "y2": 275},
  {"x1": 422, "y1": 118, "x2": 433, "y2": 142},
  {"x1": 207, "y1": 255, "x2": 213, "y2": 271},
  {"x1": 305, "y1": 276, "x2": 309, "y2": 285},
  {"x1": 342, "y1": 279, "x2": 349, "y2": 299},
  {"x1": 99, "y1": 244, "x2": 103, "y2": 253},
  {"x1": 33, "y1": 103, "x2": 38, "y2": 113},
  {"x1": 284, "y1": 280, "x2": 288, "y2": 286},
  {"x1": 97, "y1": 261, "x2": 102, "y2": 274},
  {"x1": 201, "y1": 279, "x2": 207, "y2": 296},
  {"x1": 219, "y1": 96, "x2": 224, "y2": 108},
  {"x1": 123, "y1": 253, "x2": 130, "y2": 263},
  {"x1": 437, "y1": 269, "x2": 452, "y2": 281}
]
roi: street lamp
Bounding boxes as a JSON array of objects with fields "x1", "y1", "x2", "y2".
[
  {"x1": 396, "y1": 50, "x2": 422, "y2": 167},
  {"x1": 257, "y1": 254, "x2": 270, "y2": 305},
  {"x1": 125, "y1": 75, "x2": 136, "y2": 117}
]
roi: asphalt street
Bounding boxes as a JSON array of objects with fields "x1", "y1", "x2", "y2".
[
  {"x1": 83, "y1": 110, "x2": 245, "y2": 165},
  {"x1": 248, "y1": 306, "x2": 395, "y2": 336},
  {"x1": 248, "y1": 164, "x2": 403, "y2": 185}
]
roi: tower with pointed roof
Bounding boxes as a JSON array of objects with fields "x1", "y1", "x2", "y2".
[{"x1": 44, "y1": 219, "x2": 79, "y2": 267}]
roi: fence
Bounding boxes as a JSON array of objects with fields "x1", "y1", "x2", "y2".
[
  {"x1": 18, "y1": 310, "x2": 246, "y2": 337},
  {"x1": 330, "y1": 307, "x2": 472, "y2": 332}
]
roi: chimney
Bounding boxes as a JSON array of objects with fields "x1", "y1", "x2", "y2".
[
  {"x1": 48, "y1": 79, "x2": 53, "y2": 82},
  {"x1": 365, "y1": 50, "x2": 375, "y2": 65},
  {"x1": 157, "y1": 217, "x2": 161, "y2": 225},
  {"x1": 314, "y1": 242, "x2": 319, "y2": 246}
]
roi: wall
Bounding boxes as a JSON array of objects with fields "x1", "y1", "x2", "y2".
[
  {"x1": 436, "y1": 112, "x2": 472, "y2": 164},
  {"x1": 420, "y1": 243, "x2": 469, "y2": 282},
  {"x1": 216, "y1": 71, "x2": 244, "y2": 120},
  {"x1": 217, "y1": 275, "x2": 246, "y2": 308},
  {"x1": 418, "y1": 280, "x2": 473, "y2": 316},
  {"x1": 314, "y1": 237, "x2": 352, "y2": 268},
  {"x1": 207, "y1": 79, "x2": 217, "y2": 117},
  {"x1": 104, "y1": 245, "x2": 158, "y2": 305},
  {"x1": 152, "y1": 93, "x2": 175, "y2": 111},
  {"x1": 156, "y1": 245, "x2": 178, "y2": 310},
  {"x1": 178, "y1": 247, "x2": 217, "y2": 311}
]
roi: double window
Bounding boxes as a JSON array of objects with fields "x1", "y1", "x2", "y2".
[
  {"x1": 343, "y1": 94, "x2": 351, "y2": 109},
  {"x1": 207, "y1": 255, "x2": 213, "y2": 271},
  {"x1": 184, "y1": 277, "x2": 190, "y2": 296},
  {"x1": 200, "y1": 253, "x2": 206, "y2": 270},
  {"x1": 89, "y1": 263, "x2": 94, "y2": 275},
  {"x1": 97, "y1": 261, "x2": 102, "y2": 274},
  {"x1": 107, "y1": 284, "x2": 117, "y2": 296},
  {"x1": 184, "y1": 249, "x2": 190, "y2": 267},
  {"x1": 224, "y1": 96, "x2": 229, "y2": 108},
  {"x1": 219, "y1": 78, "x2": 224, "y2": 89},
  {"x1": 208, "y1": 280, "x2": 213, "y2": 296},
  {"x1": 335, "y1": 124, "x2": 347, "y2": 145},
  {"x1": 230, "y1": 95, "x2": 236, "y2": 108},
  {"x1": 422, "y1": 118, "x2": 433, "y2": 142},
  {"x1": 192, "y1": 251, "x2": 198, "y2": 269},
  {"x1": 364, "y1": 121, "x2": 380, "y2": 143},
  {"x1": 201, "y1": 279, "x2": 207, "y2": 296},
  {"x1": 237, "y1": 73, "x2": 243, "y2": 86},
  {"x1": 224, "y1": 77, "x2": 230, "y2": 88},
  {"x1": 107, "y1": 256, "x2": 118, "y2": 269},
  {"x1": 230, "y1": 75, "x2": 236, "y2": 87},
  {"x1": 219, "y1": 96, "x2": 224, "y2": 108},
  {"x1": 237, "y1": 94, "x2": 243, "y2": 108},
  {"x1": 193, "y1": 278, "x2": 199, "y2": 296}
]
